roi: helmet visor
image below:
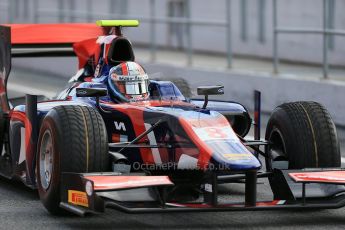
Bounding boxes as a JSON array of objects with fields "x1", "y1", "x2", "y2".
[{"x1": 114, "y1": 74, "x2": 149, "y2": 96}]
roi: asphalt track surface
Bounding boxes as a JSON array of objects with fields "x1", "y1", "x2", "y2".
[{"x1": 1, "y1": 58, "x2": 345, "y2": 229}]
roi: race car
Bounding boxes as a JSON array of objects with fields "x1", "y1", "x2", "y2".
[{"x1": 0, "y1": 20, "x2": 344, "y2": 216}]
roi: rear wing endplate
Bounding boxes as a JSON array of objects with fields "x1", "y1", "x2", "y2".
[{"x1": 0, "y1": 26, "x2": 11, "y2": 112}]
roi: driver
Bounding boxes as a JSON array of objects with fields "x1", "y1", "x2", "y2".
[{"x1": 107, "y1": 62, "x2": 149, "y2": 102}]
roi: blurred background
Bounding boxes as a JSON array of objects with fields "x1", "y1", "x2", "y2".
[
  {"x1": 0, "y1": 0, "x2": 345, "y2": 138},
  {"x1": 1, "y1": 0, "x2": 345, "y2": 76}
]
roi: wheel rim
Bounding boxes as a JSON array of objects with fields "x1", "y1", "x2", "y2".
[
  {"x1": 39, "y1": 130, "x2": 54, "y2": 190},
  {"x1": 267, "y1": 128, "x2": 288, "y2": 170}
]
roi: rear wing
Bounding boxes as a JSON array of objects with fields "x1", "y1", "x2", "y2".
[
  {"x1": 9, "y1": 23, "x2": 103, "y2": 57},
  {"x1": 3, "y1": 20, "x2": 139, "y2": 57}
]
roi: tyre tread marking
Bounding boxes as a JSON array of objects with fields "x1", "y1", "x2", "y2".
[
  {"x1": 299, "y1": 102, "x2": 319, "y2": 167},
  {"x1": 78, "y1": 106, "x2": 90, "y2": 172}
]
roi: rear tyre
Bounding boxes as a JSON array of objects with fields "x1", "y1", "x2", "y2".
[
  {"x1": 265, "y1": 101, "x2": 340, "y2": 170},
  {"x1": 36, "y1": 105, "x2": 108, "y2": 214}
]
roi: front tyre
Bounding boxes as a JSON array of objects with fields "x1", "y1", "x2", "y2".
[
  {"x1": 265, "y1": 101, "x2": 340, "y2": 170},
  {"x1": 36, "y1": 105, "x2": 108, "y2": 214}
]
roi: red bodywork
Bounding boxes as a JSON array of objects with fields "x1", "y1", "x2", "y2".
[
  {"x1": 289, "y1": 171, "x2": 345, "y2": 184},
  {"x1": 7, "y1": 23, "x2": 105, "y2": 70},
  {"x1": 8, "y1": 23, "x2": 103, "y2": 44},
  {"x1": 101, "y1": 100, "x2": 254, "y2": 170},
  {"x1": 85, "y1": 175, "x2": 173, "y2": 191}
]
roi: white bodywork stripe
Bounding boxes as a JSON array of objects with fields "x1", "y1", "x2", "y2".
[
  {"x1": 1, "y1": 144, "x2": 5, "y2": 156},
  {"x1": 166, "y1": 203, "x2": 185, "y2": 207},
  {"x1": 177, "y1": 154, "x2": 198, "y2": 170},
  {"x1": 144, "y1": 123, "x2": 162, "y2": 164},
  {"x1": 277, "y1": 200, "x2": 286, "y2": 205},
  {"x1": 19, "y1": 127, "x2": 26, "y2": 164},
  {"x1": 120, "y1": 135, "x2": 128, "y2": 142}
]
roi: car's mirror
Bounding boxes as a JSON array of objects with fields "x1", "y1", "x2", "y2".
[
  {"x1": 76, "y1": 88, "x2": 108, "y2": 98},
  {"x1": 197, "y1": 85, "x2": 224, "y2": 96},
  {"x1": 197, "y1": 85, "x2": 224, "y2": 109}
]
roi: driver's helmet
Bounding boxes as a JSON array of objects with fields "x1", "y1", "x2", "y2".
[{"x1": 108, "y1": 62, "x2": 149, "y2": 101}]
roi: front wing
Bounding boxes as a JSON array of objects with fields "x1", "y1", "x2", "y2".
[{"x1": 60, "y1": 169, "x2": 345, "y2": 216}]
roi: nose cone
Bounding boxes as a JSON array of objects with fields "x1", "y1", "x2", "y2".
[
  {"x1": 178, "y1": 110, "x2": 262, "y2": 171},
  {"x1": 206, "y1": 141, "x2": 261, "y2": 171}
]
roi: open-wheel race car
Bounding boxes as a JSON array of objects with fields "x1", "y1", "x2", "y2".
[{"x1": 0, "y1": 20, "x2": 344, "y2": 216}]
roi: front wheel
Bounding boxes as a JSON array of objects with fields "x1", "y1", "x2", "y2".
[
  {"x1": 265, "y1": 102, "x2": 340, "y2": 199},
  {"x1": 36, "y1": 105, "x2": 109, "y2": 214}
]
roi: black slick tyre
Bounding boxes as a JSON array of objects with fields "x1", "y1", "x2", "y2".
[
  {"x1": 36, "y1": 105, "x2": 108, "y2": 214},
  {"x1": 265, "y1": 101, "x2": 340, "y2": 170}
]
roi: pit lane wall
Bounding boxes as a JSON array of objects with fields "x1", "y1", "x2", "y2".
[{"x1": 143, "y1": 63, "x2": 345, "y2": 127}]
